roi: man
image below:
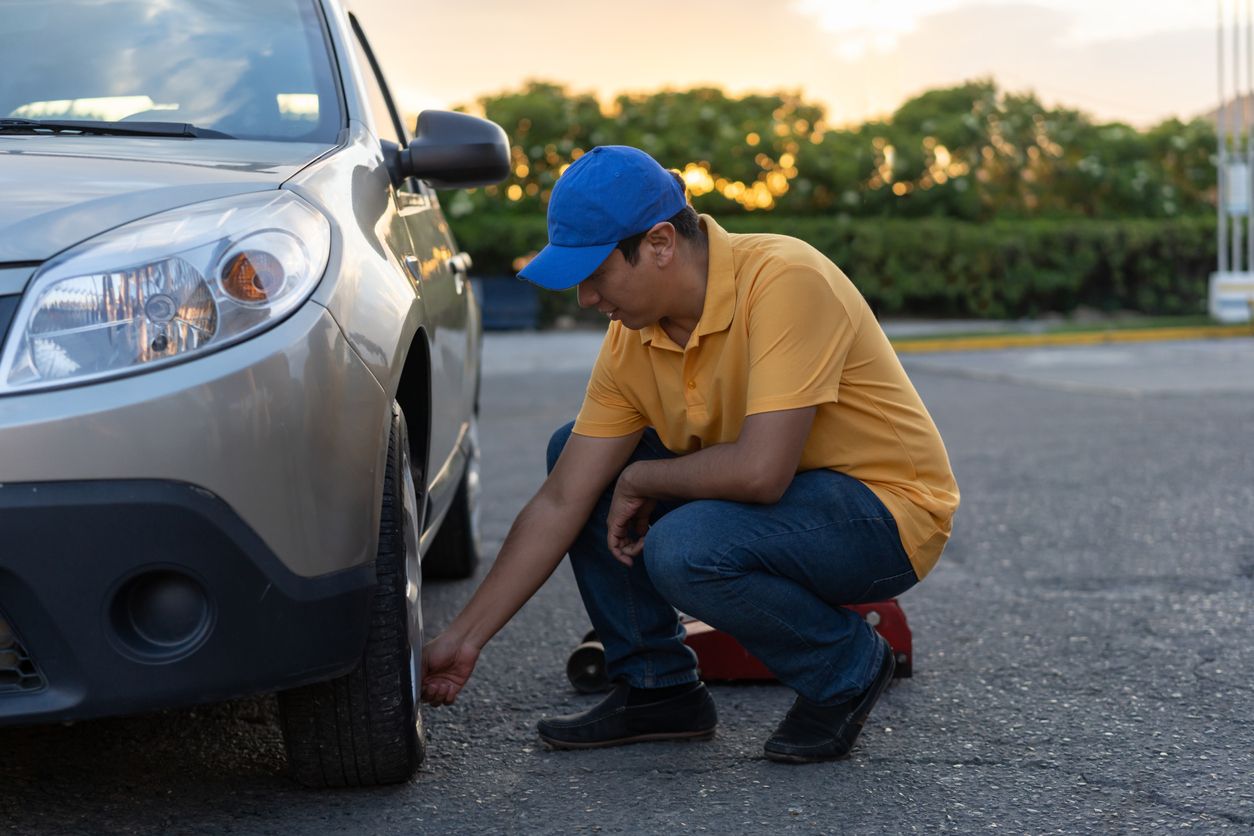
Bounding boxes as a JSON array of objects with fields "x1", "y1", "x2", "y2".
[{"x1": 421, "y1": 146, "x2": 959, "y2": 762}]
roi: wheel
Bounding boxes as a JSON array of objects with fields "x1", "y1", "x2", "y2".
[
  {"x1": 422, "y1": 413, "x2": 482, "y2": 580},
  {"x1": 278, "y1": 403, "x2": 426, "y2": 787},
  {"x1": 566, "y1": 638, "x2": 610, "y2": 694}
]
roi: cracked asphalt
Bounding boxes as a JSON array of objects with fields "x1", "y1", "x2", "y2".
[{"x1": 1, "y1": 334, "x2": 1251, "y2": 834}]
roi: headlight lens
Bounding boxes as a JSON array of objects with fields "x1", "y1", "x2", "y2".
[{"x1": 0, "y1": 191, "x2": 331, "y2": 393}]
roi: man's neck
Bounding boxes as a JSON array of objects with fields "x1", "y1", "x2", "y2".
[{"x1": 657, "y1": 241, "x2": 710, "y2": 348}]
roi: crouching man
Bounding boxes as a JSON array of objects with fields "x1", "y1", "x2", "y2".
[{"x1": 420, "y1": 146, "x2": 959, "y2": 762}]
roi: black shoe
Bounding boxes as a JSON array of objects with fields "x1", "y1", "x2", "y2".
[
  {"x1": 763, "y1": 637, "x2": 895, "y2": 763},
  {"x1": 537, "y1": 681, "x2": 717, "y2": 750}
]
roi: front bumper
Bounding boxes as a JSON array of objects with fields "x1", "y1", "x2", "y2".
[
  {"x1": 0, "y1": 479, "x2": 374, "y2": 726},
  {"x1": 0, "y1": 301, "x2": 393, "y2": 724}
]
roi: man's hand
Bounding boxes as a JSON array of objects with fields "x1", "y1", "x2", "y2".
[
  {"x1": 420, "y1": 631, "x2": 481, "y2": 706},
  {"x1": 420, "y1": 430, "x2": 642, "y2": 696},
  {"x1": 607, "y1": 463, "x2": 656, "y2": 567}
]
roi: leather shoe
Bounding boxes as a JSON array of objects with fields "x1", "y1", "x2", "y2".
[
  {"x1": 763, "y1": 636, "x2": 895, "y2": 763},
  {"x1": 537, "y1": 681, "x2": 717, "y2": 749}
]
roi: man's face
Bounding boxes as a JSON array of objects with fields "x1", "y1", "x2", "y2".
[{"x1": 575, "y1": 248, "x2": 654, "y2": 329}]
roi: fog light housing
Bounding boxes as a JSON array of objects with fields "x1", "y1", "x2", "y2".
[{"x1": 109, "y1": 570, "x2": 213, "y2": 663}]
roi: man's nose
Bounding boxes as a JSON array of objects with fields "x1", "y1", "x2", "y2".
[{"x1": 576, "y1": 280, "x2": 597, "y2": 309}]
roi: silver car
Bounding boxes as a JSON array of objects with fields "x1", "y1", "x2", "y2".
[{"x1": 0, "y1": 0, "x2": 509, "y2": 786}]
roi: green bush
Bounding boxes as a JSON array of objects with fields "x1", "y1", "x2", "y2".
[{"x1": 453, "y1": 212, "x2": 1215, "y2": 321}]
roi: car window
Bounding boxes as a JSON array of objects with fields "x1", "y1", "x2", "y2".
[
  {"x1": 0, "y1": 0, "x2": 342, "y2": 143},
  {"x1": 347, "y1": 18, "x2": 406, "y2": 147}
]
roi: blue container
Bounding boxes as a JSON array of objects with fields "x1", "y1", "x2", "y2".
[{"x1": 470, "y1": 276, "x2": 541, "y2": 331}]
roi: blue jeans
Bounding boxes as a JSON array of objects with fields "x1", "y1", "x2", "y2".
[{"x1": 547, "y1": 422, "x2": 918, "y2": 705}]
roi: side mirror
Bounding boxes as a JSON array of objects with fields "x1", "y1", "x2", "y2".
[{"x1": 399, "y1": 110, "x2": 510, "y2": 189}]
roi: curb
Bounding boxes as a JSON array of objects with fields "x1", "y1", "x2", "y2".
[{"x1": 891, "y1": 325, "x2": 1254, "y2": 354}]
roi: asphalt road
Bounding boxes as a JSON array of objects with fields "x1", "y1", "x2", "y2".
[{"x1": 2, "y1": 335, "x2": 1251, "y2": 834}]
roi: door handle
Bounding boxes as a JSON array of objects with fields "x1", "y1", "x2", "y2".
[{"x1": 445, "y1": 252, "x2": 473, "y2": 274}]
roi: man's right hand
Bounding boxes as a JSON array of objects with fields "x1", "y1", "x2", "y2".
[{"x1": 420, "y1": 632, "x2": 480, "y2": 706}]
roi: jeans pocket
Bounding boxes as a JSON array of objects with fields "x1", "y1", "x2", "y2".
[{"x1": 854, "y1": 568, "x2": 919, "y2": 604}]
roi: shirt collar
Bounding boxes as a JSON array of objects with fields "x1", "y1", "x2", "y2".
[{"x1": 639, "y1": 214, "x2": 736, "y2": 348}]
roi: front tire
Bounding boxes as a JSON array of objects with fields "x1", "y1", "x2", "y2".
[{"x1": 278, "y1": 403, "x2": 426, "y2": 787}]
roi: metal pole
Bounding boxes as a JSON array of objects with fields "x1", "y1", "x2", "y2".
[
  {"x1": 1219, "y1": 0, "x2": 1228, "y2": 274},
  {"x1": 1238, "y1": 0, "x2": 1248, "y2": 273},
  {"x1": 1233, "y1": 0, "x2": 1243, "y2": 272}
]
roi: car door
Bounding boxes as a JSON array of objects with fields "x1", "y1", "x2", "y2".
[
  {"x1": 423, "y1": 182, "x2": 478, "y2": 422},
  {"x1": 346, "y1": 18, "x2": 468, "y2": 522}
]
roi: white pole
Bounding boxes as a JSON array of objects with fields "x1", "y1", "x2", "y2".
[
  {"x1": 1219, "y1": 0, "x2": 1228, "y2": 274},
  {"x1": 1233, "y1": 0, "x2": 1243, "y2": 272},
  {"x1": 1238, "y1": 0, "x2": 1248, "y2": 271}
]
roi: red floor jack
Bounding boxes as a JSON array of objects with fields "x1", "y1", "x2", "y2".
[{"x1": 566, "y1": 600, "x2": 913, "y2": 693}]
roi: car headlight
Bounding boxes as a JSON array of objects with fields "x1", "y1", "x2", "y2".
[{"x1": 0, "y1": 190, "x2": 331, "y2": 393}]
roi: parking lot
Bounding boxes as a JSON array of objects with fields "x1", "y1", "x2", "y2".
[{"x1": 2, "y1": 333, "x2": 1251, "y2": 834}]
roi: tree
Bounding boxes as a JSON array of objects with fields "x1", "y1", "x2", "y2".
[{"x1": 450, "y1": 79, "x2": 1217, "y2": 221}]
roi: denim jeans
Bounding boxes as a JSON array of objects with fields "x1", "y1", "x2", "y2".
[{"x1": 547, "y1": 421, "x2": 918, "y2": 705}]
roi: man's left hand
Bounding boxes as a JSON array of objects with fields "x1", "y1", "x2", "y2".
[{"x1": 607, "y1": 463, "x2": 655, "y2": 567}]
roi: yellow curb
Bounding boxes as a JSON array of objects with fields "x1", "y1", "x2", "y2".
[{"x1": 891, "y1": 325, "x2": 1254, "y2": 354}]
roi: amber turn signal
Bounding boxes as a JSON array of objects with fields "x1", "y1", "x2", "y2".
[{"x1": 221, "y1": 250, "x2": 285, "y2": 303}]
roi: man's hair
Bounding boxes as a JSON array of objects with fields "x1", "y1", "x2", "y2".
[{"x1": 615, "y1": 171, "x2": 705, "y2": 265}]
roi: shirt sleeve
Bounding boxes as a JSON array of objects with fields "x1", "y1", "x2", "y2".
[
  {"x1": 573, "y1": 327, "x2": 649, "y2": 437},
  {"x1": 744, "y1": 266, "x2": 859, "y2": 416}
]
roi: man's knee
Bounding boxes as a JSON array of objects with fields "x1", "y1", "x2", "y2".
[
  {"x1": 546, "y1": 421, "x2": 577, "y2": 474},
  {"x1": 642, "y1": 514, "x2": 710, "y2": 607}
]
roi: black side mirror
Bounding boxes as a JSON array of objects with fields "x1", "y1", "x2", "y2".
[{"x1": 399, "y1": 110, "x2": 510, "y2": 189}]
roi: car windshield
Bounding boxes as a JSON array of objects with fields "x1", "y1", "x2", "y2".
[{"x1": 0, "y1": 0, "x2": 342, "y2": 143}]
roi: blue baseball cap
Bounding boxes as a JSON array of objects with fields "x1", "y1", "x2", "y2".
[{"x1": 518, "y1": 146, "x2": 688, "y2": 290}]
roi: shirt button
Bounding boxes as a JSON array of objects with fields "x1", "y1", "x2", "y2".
[{"x1": 687, "y1": 380, "x2": 696, "y2": 389}]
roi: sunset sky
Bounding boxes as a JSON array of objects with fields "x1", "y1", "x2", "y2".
[{"x1": 351, "y1": 0, "x2": 1228, "y2": 129}]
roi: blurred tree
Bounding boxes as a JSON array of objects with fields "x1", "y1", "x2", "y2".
[
  {"x1": 450, "y1": 79, "x2": 1217, "y2": 222},
  {"x1": 459, "y1": 81, "x2": 609, "y2": 215}
]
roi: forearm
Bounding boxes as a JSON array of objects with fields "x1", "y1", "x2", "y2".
[
  {"x1": 625, "y1": 441, "x2": 781, "y2": 505},
  {"x1": 444, "y1": 491, "x2": 586, "y2": 649}
]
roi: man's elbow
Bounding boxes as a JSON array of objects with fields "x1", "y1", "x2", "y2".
[{"x1": 744, "y1": 470, "x2": 793, "y2": 504}]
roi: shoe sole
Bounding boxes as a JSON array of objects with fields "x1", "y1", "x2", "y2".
[
  {"x1": 538, "y1": 727, "x2": 717, "y2": 750},
  {"x1": 763, "y1": 643, "x2": 896, "y2": 764},
  {"x1": 763, "y1": 748, "x2": 853, "y2": 764}
]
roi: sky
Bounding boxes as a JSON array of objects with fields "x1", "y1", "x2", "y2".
[{"x1": 350, "y1": 0, "x2": 1227, "y2": 129}]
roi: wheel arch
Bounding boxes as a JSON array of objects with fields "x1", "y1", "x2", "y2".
[{"x1": 393, "y1": 327, "x2": 433, "y2": 515}]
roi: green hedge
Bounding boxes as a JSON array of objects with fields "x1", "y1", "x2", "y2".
[{"x1": 452, "y1": 212, "x2": 1216, "y2": 320}]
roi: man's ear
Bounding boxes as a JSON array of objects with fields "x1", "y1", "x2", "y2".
[{"x1": 645, "y1": 222, "x2": 677, "y2": 267}]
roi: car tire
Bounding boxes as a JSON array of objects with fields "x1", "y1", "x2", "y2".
[
  {"x1": 421, "y1": 413, "x2": 482, "y2": 581},
  {"x1": 278, "y1": 403, "x2": 426, "y2": 788}
]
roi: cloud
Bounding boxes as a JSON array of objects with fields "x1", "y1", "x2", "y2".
[
  {"x1": 792, "y1": 0, "x2": 1212, "y2": 54},
  {"x1": 807, "y1": 3, "x2": 1215, "y2": 125},
  {"x1": 791, "y1": 0, "x2": 972, "y2": 60}
]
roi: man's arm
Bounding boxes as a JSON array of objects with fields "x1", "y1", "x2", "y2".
[
  {"x1": 606, "y1": 406, "x2": 816, "y2": 564},
  {"x1": 421, "y1": 429, "x2": 643, "y2": 706}
]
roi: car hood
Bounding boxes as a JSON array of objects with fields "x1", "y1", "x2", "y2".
[{"x1": 0, "y1": 136, "x2": 334, "y2": 263}]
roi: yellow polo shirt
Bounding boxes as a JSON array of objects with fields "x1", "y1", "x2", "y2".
[{"x1": 573, "y1": 215, "x2": 959, "y2": 579}]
